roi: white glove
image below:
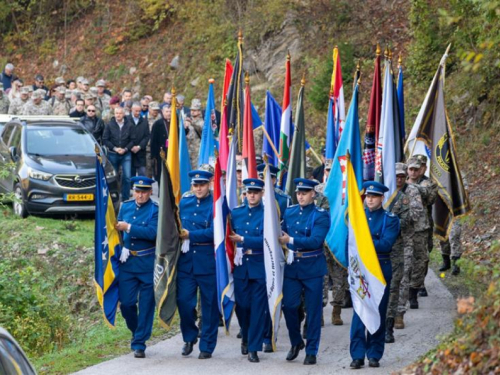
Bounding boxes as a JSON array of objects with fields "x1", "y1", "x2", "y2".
[
  {"x1": 286, "y1": 249, "x2": 294, "y2": 265},
  {"x1": 234, "y1": 247, "x2": 243, "y2": 266},
  {"x1": 181, "y1": 239, "x2": 190, "y2": 253},
  {"x1": 120, "y1": 247, "x2": 130, "y2": 263}
]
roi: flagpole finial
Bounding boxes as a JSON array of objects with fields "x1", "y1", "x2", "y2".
[
  {"x1": 160, "y1": 148, "x2": 166, "y2": 160},
  {"x1": 388, "y1": 48, "x2": 393, "y2": 60},
  {"x1": 356, "y1": 59, "x2": 361, "y2": 71},
  {"x1": 398, "y1": 53, "x2": 403, "y2": 68},
  {"x1": 287, "y1": 50, "x2": 291, "y2": 61},
  {"x1": 171, "y1": 87, "x2": 176, "y2": 96},
  {"x1": 244, "y1": 72, "x2": 250, "y2": 85},
  {"x1": 384, "y1": 47, "x2": 389, "y2": 59},
  {"x1": 376, "y1": 43, "x2": 381, "y2": 56},
  {"x1": 238, "y1": 30, "x2": 243, "y2": 42},
  {"x1": 208, "y1": 78, "x2": 215, "y2": 84},
  {"x1": 301, "y1": 72, "x2": 306, "y2": 86}
]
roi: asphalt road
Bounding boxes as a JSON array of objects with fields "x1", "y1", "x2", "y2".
[{"x1": 74, "y1": 269, "x2": 455, "y2": 375}]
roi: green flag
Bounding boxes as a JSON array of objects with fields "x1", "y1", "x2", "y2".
[
  {"x1": 285, "y1": 79, "x2": 306, "y2": 202},
  {"x1": 154, "y1": 153, "x2": 181, "y2": 328}
]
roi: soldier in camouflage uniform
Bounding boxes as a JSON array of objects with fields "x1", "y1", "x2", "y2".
[
  {"x1": 439, "y1": 176, "x2": 468, "y2": 276},
  {"x1": 51, "y1": 87, "x2": 71, "y2": 115},
  {"x1": 385, "y1": 163, "x2": 424, "y2": 342},
  {"x1": 315, "y1": 160, "x2": 348, "y2": 326},
  {"x1": 21, "y1": 89, "x2": 53, "y2": 116},
  {"x1": 185, "y1": 98, "x2": 203, "y2": 169},
  {"x1": 8, "y1": 86, "x2": 30, "y2": 115},
  {"x1": 413, "y1": 154, "x2": 438, "y2": 297},
  {"x1": 0, "y1": 87, "x2": 10, "y2": 114},
  {"x1": 406, "y1": 156, "x2": 435, "y2": 309},
  {"x1": 96, "y1": 80, "x2": 111, "y2": 113}
]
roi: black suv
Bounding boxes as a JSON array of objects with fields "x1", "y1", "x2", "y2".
[{"x1": 0, "y1": 117, "x2": 119, "y2": 217}]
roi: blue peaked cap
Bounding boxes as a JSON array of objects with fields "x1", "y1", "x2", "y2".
[
  {"x1": 243, "y1": 178, "x2": 264, "y2": 191},
  {"x1": 362, "y1": 181, "x2": 389, "y2": 196},
  {"x1": 294, "y1": 178, "x2": 319, "y2": 191},
  {"x1": 131, "y1": 176, "x2": 155, "y2": 190},
  {"x1": 188, "y1": 170, "x2": 213, "y2": 184},
  {"x1": 257, "y1": 163, "x2": 279, "y2": 177}
]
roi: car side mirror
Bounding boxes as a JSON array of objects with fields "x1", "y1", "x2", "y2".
[{"x1": 9, "y1": 146, "x2": 18, "y2": 161}]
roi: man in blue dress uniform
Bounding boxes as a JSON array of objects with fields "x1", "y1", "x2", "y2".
[
  {"x1": 115, "y1": 176, "x2": 159, "y2": 358},
  {"x1": 279, "y1": 178, "x2": 330, "y2": 365},
  {"x1": 228, "y1": 178, "x2": 267, "y2": 363},
  {"x1": 350, "y1": 181, "x2": 400, "y2": 369},
  {"x1": 177, "y1": 170, "x2": 218, "y2": 359},
  {"x1": 257, "y1": 163, "x2": 291, "y2": 219}
]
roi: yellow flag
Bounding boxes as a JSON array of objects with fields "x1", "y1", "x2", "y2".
[{"x1": 167, "y1": 89, "x2": 180, "y2": 204}]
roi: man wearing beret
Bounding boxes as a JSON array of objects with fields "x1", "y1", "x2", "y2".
[
  {"x1": 279, "y1": 178, "x2": 330, "y2": 365},
  {"x1": 177, "y1": 170, "x2": 218, "y2": 359},
  {"x1": 115, "y1": 176, "x2": 159, "y2": 358},
  {"x1": 229, "y1": 178, "x2": 267, "y2": 363},
  {"x1": 350, "y1": 181, "x2": 400, "y2": 369}
]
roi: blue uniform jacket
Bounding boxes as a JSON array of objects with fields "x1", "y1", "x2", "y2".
[
  {"x1": 118, "y1": 198, "x2": 159, "y2": 273},
  {"x1": 178, "y1": 193, "x2": 215, "y2": 276},
  {"x1": 231, "y1": 201, "x2": 265, "y2": 280},
  {"x1": 282, "y1": 203, "x2": 330, "y2": 280},
  {"x1": 365, "y1": 207, "x2": 400, "y2": 256}
]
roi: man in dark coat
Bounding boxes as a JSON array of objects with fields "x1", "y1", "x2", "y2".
[
  {"x1": 79, "y1": 105, "x2": 105, "y2": 143},
  {"x1": 150, "y1": 106, "x2": 171, "y2": 182},
  {"x1": 128, "y1": 102, "x2": 150, "y2": 177}
]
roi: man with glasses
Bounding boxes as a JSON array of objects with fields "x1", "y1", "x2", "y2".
[
  {"x1": 69, "y1": 99, "x2": 86, "y2": 118},
  {"x1": 103, "y1": 106, "x2": 136, "y2": 200},
  {"x1": 79, "y1": 105, "x2": 105, "y2": 144},
  {"x1": 32, "y1": 74, "x2": 49, "y2": 94},
  {"x1": 128, "y1": 102, "x2": 150, "y2": 177},
  {"x1": 140, "y1": 98, "x2": 149, "y2": 118}
]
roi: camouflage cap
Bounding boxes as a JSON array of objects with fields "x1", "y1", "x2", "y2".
[
  {"x1": 72, "y1": 89, "x2": 82, "y2": 96},
  {"x1": 90, "y1": 86, "x2": 98, "y2": 94},
  {"x1": 81, "y1": 78, "x2": 89, "y2": 85},
  {"x1": 190, "y1": 98, "x2": 202, "y2": 110},
  {"x1": 20, "y1": 86, "x2": 31, "y2": 94},
  {"x1": 395, "y1": 162, "x2": 407, "y2": 176},
  {"x1": 407, "y1": 156, "x2": 422, "y2": 169},
  {"x1": 56, "y1": 86, "x2": 66, "y2": 94},
  {"x1": 55, "y1": 77, "x2": 66, "y2": 85},
  {"x1": 199, "y1": 164, "x2": 215, "y2": 174},
  {"x1": 31, "y1": 90, "x2": 44, "y2": 99},
  {"x1": 149, "y1": 101, "x2": 160, "y2": 111},
  {"x1": 325, "y1": 159, "x2": 333, "y2": 170},
  {"x1": 415, "y1": 154, "x2": 428, "y2": 164},
  {"x1": 83, "y1": 93, "x2": 95, "y2": 100},
  {"x1": 65, "y1": 90, "x2": 72, "y2": 99},
  {"x1": 28, "y1": 86, "x2": 34, "y2": 92},
  {"x1": 76, "y1": 76, "x2": 85, "y2": 83},
  {"x1": 96, "y1": 79, "x2": 106, "y2": 87}
]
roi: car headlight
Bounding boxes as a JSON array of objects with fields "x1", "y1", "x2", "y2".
[{"x1": 28, "y1": 167, "x2": 53, "y2": 181}]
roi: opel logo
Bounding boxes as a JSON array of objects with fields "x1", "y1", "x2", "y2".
[{"x1": 74, "y1": 176, "x2": 82, "y2": 183}]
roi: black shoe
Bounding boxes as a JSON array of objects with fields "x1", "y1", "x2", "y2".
[
  {"x1": 286, "y1": 342, "x2": 305, "y2": 361},
  {"x1": 409, "y1": 288, "x2": 419, "y2": 309},
  {"x1": 350, "y1": 359, "x2": 365, "y2": 369},
  {"x1": 182, "y1": 339, "x2": 198, "y2": 356},
  {"x1": 439, "y1": 254, "x2": 451, "y2": 271},
  {"x1": 385, "y1": 317, "x2": 395, "y2": 343},
  {"x1": 418, "y1": 286, "x2": 428, "y2": 297},
  {"x1": 248, "y1": 351, "x2": 259, "y2": 363},
  {"x1": 452, "y1": 264, "x2": 460, "y2": 276},
  {"x1": 237, "y1": 329, "x2": 242, "y2": 339},
  {"x1": 303, "y1": 354, "x2": 317, "y2": 365},
  {"x1": 198, "y1": 351, "x2": 212, "y2": 359},
  {"x1": 263, "y1": 343, "x2": 274, "y2": 353},
  {"x1": 134, "y1": 349, "x2": 145, "y2": 358},
  {"x1": 368, "y1": 358, "x2": 380, "y2": 367},
  {"x1": 241, "y1": 341, "x2": 248, "y2": 355}
]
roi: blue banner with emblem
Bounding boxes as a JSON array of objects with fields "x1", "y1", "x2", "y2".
[{"x1": 94, "y1": 155, "x2": 121, "y2": 326}]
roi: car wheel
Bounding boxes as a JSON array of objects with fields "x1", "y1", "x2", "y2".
[{"x1": 13, "y1": 183, "x2": 28, "y2": 218}]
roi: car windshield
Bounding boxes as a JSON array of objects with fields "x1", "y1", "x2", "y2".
[{"x1": 26, "y1": 127, "x2": 96, "y2": 156}]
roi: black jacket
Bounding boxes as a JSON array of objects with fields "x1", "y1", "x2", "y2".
[
  {"x1": 69, "y1": 110, "x2": 85, "y2": 118},
  {"x1": 150, "y1": 118, "x2": 170, "y2": 160},
  {"x1": 103, "y1": 117, "x2": 136, "y2": 152},
  {"x1": 127, "y1": 115, "x2": 150, "y2": 167},
  {"x1": 79, "y1": 115, "x2": 105, "y2": 144}
]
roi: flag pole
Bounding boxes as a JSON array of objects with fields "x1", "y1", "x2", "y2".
[{"x1": 261, "y1": 125, "x2": 281, "y2": 161}]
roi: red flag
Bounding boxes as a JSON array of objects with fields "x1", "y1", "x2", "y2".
[
  {"x1": 242, "y1": 76, "x2": 257, "y2": 180},
  {"x1": 219, "y1": 59, "x2": 234, "y2": 171}
]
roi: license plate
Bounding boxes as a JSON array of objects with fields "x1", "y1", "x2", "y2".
[{"x1": 64, "y1": 194, "x2": 94, "y2": 201}]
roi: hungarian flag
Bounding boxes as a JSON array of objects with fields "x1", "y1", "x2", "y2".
[
  {"x1": 278, "y1": 52, "x2": 292, "y2": 186},
  {"x1": 331, "y1": 46, "x2": 346, "y2": 140},
  {"x1": 362, "y1": 45, "x2": 382, "y2": 181},
  {"x1": 214, "y1": 158, "x2": 235, "y2": 332},
  {"x1": 154, "y1": 155, "x2": 182, "y2": 328},
  {"x1": 406, "y1": 45, "x2": 470, "y2": 239},
  {"x1": 219, "y1": 59, "x2": 233, "y2": 171},
  {"x1": 167, "y1": 89, "x2": 180, "y2": 204},
  {"x1": 241, "y1": 75, "x2": 257, "y2": 180}
]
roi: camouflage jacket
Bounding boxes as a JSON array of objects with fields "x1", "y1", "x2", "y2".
[
  {"x1": 0, "y1": 95, "x2": 9, "y2": 114},
  {"x1": 8, "y1": 97, "x2": 29, "y2": 115},
  {"x1": 96, "y1": 94, "x2": 111, "y2": 112},
  {"x1": 388, "y1": 183, "x2": 426, "y2": 232},
  {"x1": 314, "y1": 182, "x2": 329, "y2": 211},
  {"x1": 416, "y1": 175, "x2": 438, "y2": 208},
  {"x1": 21, "y1": 100, "x2": 53, "y2": 116},
  {"x1": 51, "y1": 97, "x2": 71, "y2": 116}
]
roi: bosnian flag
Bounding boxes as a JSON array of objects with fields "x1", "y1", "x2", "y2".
[
  {"x1": 346, "y1": 154, "x2": 386, "y2": 334},
  {"x1": 214, "y1": 157, "x2": 235, "y2": 331},
  {"x1": 278, "y1": 52, "x2": 292, "y2": 184},
  {"x1": 331, "y1": 46, "x2": 346, "y2": 139}
]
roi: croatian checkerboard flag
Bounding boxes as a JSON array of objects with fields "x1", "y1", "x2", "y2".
[{"x1": 214, "y1": 157, "x2": 235, "y2": 331}]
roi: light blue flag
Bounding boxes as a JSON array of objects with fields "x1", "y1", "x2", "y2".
[
  {"x1": 198, "y1": 82, "x2": 217, "y2": 166},
  {"x1": 397, "y1": 66, "x2": 405, "y2": 143},
  {"x1": 324, "y1": 84, "x2": 363, "y2": 267},
  {"x1": 263, "y1": 91, "x2": 281, "y2": 166},
  {"x1": 325, "y1": 98, "x2": 337, "y2": 160},
  {"x1": 179, "y1": 115, "x2": 191, "y2": 195}
]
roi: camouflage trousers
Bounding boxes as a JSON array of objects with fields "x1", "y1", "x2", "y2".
[
  {"x1": 398, "y1": 236, "x2": 414, "y2": 315},
  {"x1": 387, "y1": 238, "x2": 404, "y2": 318},
  {"x1": 323, "y1": 249, "x2": 348, "y2": 307},
  {"x1": 440, "y1": 221, "x2": 463, "y2": 258},
  {"x1": 410, "y1": 231, "x2": 429, "y2": 289}
]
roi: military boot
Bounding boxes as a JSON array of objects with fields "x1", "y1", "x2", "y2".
[
  {"x1": 394, "y1": 314, "x2": 405, "y2": 329},
  {"x1": 332, "y1": 305, "x2": 343, "y2": 325},
  {"x1": 451, "y1": 256, "x2": 461, "y2": 275},
  {"x1": 385, "y1": 317, "x2": 395, "y2": 343},
  {"x1": 438, "y1": 254, "x2": 451, "y2": 271},
  {"x1": 342, "y1": 290, "x2": 353, "y2": 308},
  {"x1": 418, "y1": 286, "x2": 428, "y2": 297},
  {"x1": 409, "y1": 288, "x2": 419, "y2": 309}
]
